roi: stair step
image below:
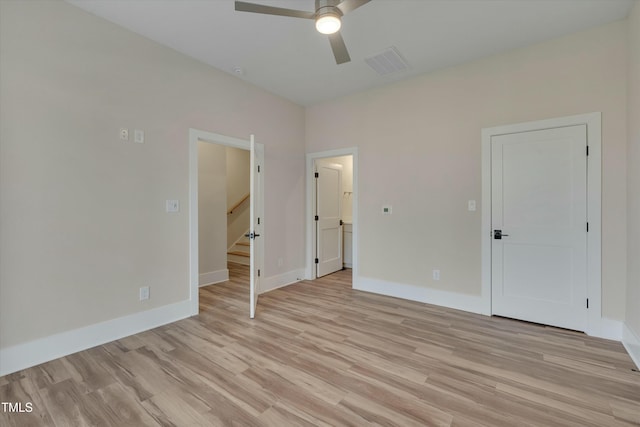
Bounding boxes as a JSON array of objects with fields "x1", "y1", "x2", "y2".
[
  {"x1": 236, "y1": 242, "x2": 250, "y2": 247},
  {"x1": 227, "y1": 250, "x2": 249, "y2": 257}
]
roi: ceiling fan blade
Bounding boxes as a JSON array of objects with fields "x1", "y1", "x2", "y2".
[
  {"x1": 328, "y1": 31, "x2": 351, "y2": 64},
  {"x1": 336, "y1": 0, "x2": 371, "y2": 15},
  {"x1": 235, "y1": 1, "x2": 315, "y2": 19}
]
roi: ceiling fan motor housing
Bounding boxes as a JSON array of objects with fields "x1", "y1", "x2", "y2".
[{"x1": 316, "y1": 0, "x2": 344, "y2": 18}]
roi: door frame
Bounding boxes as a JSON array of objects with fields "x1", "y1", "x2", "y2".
[
  {"x1": 306, "y1": 148, "x2": 358, "y2": 281},
  {"x1": 481, "y1": 112, "x2": 602, "y2": 336},
  {"x1": 188, "y1": 128, "x2": 257, "y2": 315}
]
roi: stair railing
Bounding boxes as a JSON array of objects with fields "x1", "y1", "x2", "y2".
[{"x1": 227, "y1": 193, "x2": 250, "y2": 215}]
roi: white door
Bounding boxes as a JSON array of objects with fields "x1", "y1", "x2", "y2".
[
  {"x1": 249, "y1": 136, "x2": 264, "y2": 319},
  {"x1": 491, "y1": 125, "x2": 588, "y2": 331},
  {"x1": 316, "y1": 160, "x2": 343, "y2": 277}
]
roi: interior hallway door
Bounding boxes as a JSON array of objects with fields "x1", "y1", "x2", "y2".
[
  {"x1": 249, "y1": 136, "x2": 264, "y2": 318},
  {"x1": 491, "y1": 125, "x2": 588, "y2": 331},
  {"x1": 315, "y1": 160, "x2": 343, "y2": 277}
]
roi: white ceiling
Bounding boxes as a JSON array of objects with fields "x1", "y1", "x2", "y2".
[{"x1": 67, "y1": 0, "x2": 634, "y2": 106}]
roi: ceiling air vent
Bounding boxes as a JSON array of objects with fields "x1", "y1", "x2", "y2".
[{"x1": 365, "y1": 47, "x2": 409, "y2": 76}]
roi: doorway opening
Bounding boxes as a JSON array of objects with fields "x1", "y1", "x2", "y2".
[
  {"x1": 306, "y1": 148, "x2": 358, "y2": 283},
  {"x1": 198, "y1": 142, "x2": 250, "y2": 283},
  {"x1": 189, "y1": 129, "x2": 264, "y2": 318}
]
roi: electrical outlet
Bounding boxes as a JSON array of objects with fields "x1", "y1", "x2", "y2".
[
  {"x1": 433, "y1": 269, "x2": 440, "y2": 281},
  {"x1": 139, "y1": 286, "x2": 150, "y2": 301},
  {"x1": 277, "y1": 258, "x2": 283, "y2": 268},
  {"x1": 120, "y1": 128, "x2": 129, "y2": 141},
  {"x1": 468, "y1": 200, "x2": 476, "y2": 211}
]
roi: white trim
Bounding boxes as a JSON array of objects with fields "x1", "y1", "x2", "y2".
[
  {"x1": 189, "y1": 128, "x2": 253, "y2": 316},
  {"x1": 481, "y1": 129, "x2": 493, "y2": 315},
  {"x1": 623, "y1": 324, "x2": 640, "y2": 370},
  {"x1": 0, "y1": 299, "x2": 192, "y2": 376},
  {"x1": 189, "y1": 129, "x2": 200, "y2": 315},
  {"x1": 260, "y1": 269, "x2": 305, "y2": 294},
  {"x1": 354, "y1": 276, "x2": 624, "y2": 341},
  {"x1": 199, "y1": 269, "x2": 229, "y2": 287},
  {"x1": 590, "y1": 317, "x2": 623, "y2": 341},
  {"x1": 354, "y1": 276, "x2": 488, "y2": 315},
  {"x1": 306, "y1": 148, "x2": 358, "y2": 282},
  {"x1": 481, "y1": 112, "x2": 602, "y2": 336}
]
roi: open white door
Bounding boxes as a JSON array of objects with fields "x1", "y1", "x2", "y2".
[
  {"x1": 315, "y1": 160, "x2": 343, "y2": 277},
  {"x1": 491, "y1": 125, "x2": 588, "y2": 331},
  {"x1": 249, "y1": 135, "x2": 264, "y2": 319}
]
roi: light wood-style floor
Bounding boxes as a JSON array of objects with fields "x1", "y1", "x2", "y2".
[{"x1": 1, "y1": 263, "x2": 639, "y2": 426}]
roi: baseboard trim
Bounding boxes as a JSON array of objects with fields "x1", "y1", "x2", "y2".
[
  {"x1": 260, "y1": 269, "x2": 305, "y2": 294},
  {"x1": 587, "y1": 317, "x2": 624, "y2": 341},
  {"x1": 199, "y1": 269, "x2": 229, "y2": 287},
  {"x1": 353, "y1": 276, "x2": 630, "y2": 343},
  {"x1": 353, "y1": 276, "x2": 490, "y2": 316},
  {"x1": 623, "y1": 324, "x2": 640, "y2": 370},
  {"x1": 0, "y1": 299, "x2": 192, "y2": 377}
]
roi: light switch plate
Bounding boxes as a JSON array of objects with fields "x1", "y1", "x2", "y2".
[
  {"x1": 134, "y1": 129, "x2": 144, "y2": 144},
  {"x1": 166, "y1": 200, "x2": 179, "y2": 212}
]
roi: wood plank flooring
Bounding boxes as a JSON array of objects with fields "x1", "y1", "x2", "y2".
[{"x1": 1, "y1": 263, "x2": 639, "y2": 426}]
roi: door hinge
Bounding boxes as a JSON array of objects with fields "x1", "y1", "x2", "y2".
[
  {"x1": 314, "y1": 258, "x2": 319, "y2": 264},
  {"x1": 586, "y1": 222, "x2": 589, "y2": 232},
  {"x1": 314, "y1": 172, "x2": 319, "y2": 178},
  {"x1": 340, "y1": 219, "x2": 343, "y2": 226},
  {"x1": 258, "y1": 165, "x2": 261, "y2": 173},
  {"x1": 586, "y1": 146, "x2": 589, "y2": 156},
  {"x1": 258, "y1": 269, "x2": 261, "y2": 277},
  {"x1": 315, "y1": 215, "x2": 319, "y2": 221},
  {"x1": 586, "y1": 298, "x2": 589, "y2": 309},
  {"x1": 258, "y1": 217, "x2": 260, "y2": 225}
]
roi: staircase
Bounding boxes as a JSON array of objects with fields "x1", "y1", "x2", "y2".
[{"x1": 227, "y1": 233, "x2": 250, "y2": 265}]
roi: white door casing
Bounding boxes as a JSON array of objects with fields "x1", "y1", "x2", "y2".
[
  {"x1": 305, "y1": 148, "x2": 358, "y2": 283},
  {"x1": 315, "y1": 160, "x2": 343, "y2": 277},
  {"x1": 249, "y1": 136, "x2": 264, "y2": 319},
  {"x1": 491, "y1": 125, "x2": 588, "y2": 331}
]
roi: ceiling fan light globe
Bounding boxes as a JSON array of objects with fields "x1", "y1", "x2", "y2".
[{"x1": 316, "y1": 14, "x2": 341, "y2": 34}]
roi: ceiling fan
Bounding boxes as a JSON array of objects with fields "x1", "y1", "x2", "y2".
[{"x1": 235, "y1": 0, "x2": 371, "y2": 64}]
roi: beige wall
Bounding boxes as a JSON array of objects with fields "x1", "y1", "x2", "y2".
[
  {"x1": 226, "y1": 147, "x2": 250, "y2": 208},
  {"x1": 226, "y1": 147, "x2": 250, "y2": 247},
  {"x1": 306, "y1": 20, "x2": 628, "y2": 320},
  {"x1": 0, "y1": 1, "x2": 305, "y2": 348},
  {"x1": 626, "y1": 1, "x2": 640, "y2": 336},
  {"x1": 198, "y1": 142, "x2": 227, "y2": 276}
]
